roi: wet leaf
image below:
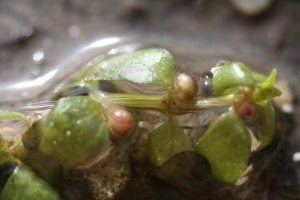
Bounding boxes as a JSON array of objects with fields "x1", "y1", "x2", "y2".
[
  {"x1": 257, "y1": 100, "x2": 275, "y2": 150},
  {"x1": 37, "y1": 96, "x2": 109, "y2": 172},
  {"x1": 212, "y1": 62, "x2": 256, "y2": 95},
  {"x1": 253, "y1": 69, "x2": 282, "y2": 102},
  {"x1": 146, "y1": 115, "x2": 192, "y2": 167},
  {"x1": 195, "y1": 111, "x2": 251, "y2": 183},
  {"x1": 62, "y1": 48, "x2": 177, "y2": 95},
  {"x1": 1, "y1": 163, "x2": 60, "y2": 200}
]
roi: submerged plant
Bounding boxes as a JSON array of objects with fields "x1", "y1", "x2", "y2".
[{"x1": 0, "y1": 48, "x2": 281, "y2": 199}]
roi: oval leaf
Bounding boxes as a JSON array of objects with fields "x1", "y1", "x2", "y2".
[
  {"x1": 257, "y1": 100, "x2": 275, "y2": 150},
  {"x1": 63, "y1": 48, "x2": 177, "y2": 94},
  {"x1": 195, "y1": 110, "x2": 251, "y2": 183},
  {"x1": 38, "y1": 96, "x2": 109, "y2": 171},
  {"x1": 212, "y1": 62, "x2": 256, "y2": 95},
  {"x1": 1, "y1": 163, "x2": 60, "y2": 200}
]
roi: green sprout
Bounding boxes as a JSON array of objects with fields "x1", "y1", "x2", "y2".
[{"x1": 0, "y1": 48, "x2": 281, "y2": 198}]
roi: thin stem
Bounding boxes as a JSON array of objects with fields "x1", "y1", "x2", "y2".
[
  {"x1": 178, "y1": 95, "x2": 234, "y2": 111},
  {"x1": 92, "y1": 93, "x2": 167, "y2": 110},
  {"x1": 92, "y1": 92, "x2": 234, "y2": 113}
]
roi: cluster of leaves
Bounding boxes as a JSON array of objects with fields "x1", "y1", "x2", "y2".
[{"x1": 0, "y1": 48, "x2": 281, "y2": 199}]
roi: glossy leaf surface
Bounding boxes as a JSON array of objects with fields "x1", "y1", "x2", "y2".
[
  {"x1": 1, "y1": 164, "x2": 60, "y2": 200},
  {"x1": 196, "y1": 111, "x2": 251, "y2": 183},
  {"x1": 146, "y1": 115, "x2": 192, "y2": 167},
  {"x1": 69, "y1": 48, "x2": 177, "y2": 91},
  {"x1": 38, "y1": 96, "x2": 109, "y2": 171},
  {"x1": 257, "y1": 100, "x2": 275, "y2": 150},
  {"x1": 212, "y1": 62, "x2": 256, "y2": 95},
  {"x1": 252, "y1": 69, "x2": 281, "y2": 102}
]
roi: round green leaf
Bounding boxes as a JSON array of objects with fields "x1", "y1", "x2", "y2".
[
  {"x1": 257, "y1": 100, "x2": 275, "y2": 150},
  {"x1": 212, "y1": 62, "x2": 256, "y2": 95},
  {"x1": 195, "y1": 111, "x2": 251, "y2": 183},
  {"x1": 62, "y1": 48, "x2": 177, "y2": 94},
  {"x1": 1, "y1": 163, "x2": 60, "y2": 200},
  {"x1": 39, "y1": 96, "x2": 109, "y2": 171}
]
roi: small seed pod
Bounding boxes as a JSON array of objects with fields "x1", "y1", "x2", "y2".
[
  {"x1": 106, "y1": 106, "x2": 135, "y2": 142},
  {"x1": 173, "y1": 73, "x2": 198, "y2": 100}
]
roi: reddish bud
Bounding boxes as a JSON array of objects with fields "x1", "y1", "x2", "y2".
[
  {"x1": 107, "y1": 106, "x2": 134, "y2": 142},
  {"x1": 239, "y1": 103, "x2": 253, "y2": 117}
]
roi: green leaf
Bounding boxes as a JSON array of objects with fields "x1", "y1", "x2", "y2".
[
  {"x1": 38, "y1": 96, "x2": 109, "y2": 172},
  {"x1": 1, "y1": 163, "x2": 60, "y2": 200},
  {"x1": 60, "y1": 48, "x2": 177, "y2": 95},
  {"x1": 253, "y1": 69, "x2": 282, "y2": 102},
  {"x1": 250, "y1": 71, "x2": 266, "y2": 83},
  {"x1": 195, "y1": 111, "x2": 251, "y2": 183},
  {"x1": 146, "y1": 115, "x2": 192, "y2": 167},
  {"x1": 257, "y1": 100, "x2": 276, "y2": 150},
  {"x1": 212, "y1": 62, "x2": 256, "y2": 95}
]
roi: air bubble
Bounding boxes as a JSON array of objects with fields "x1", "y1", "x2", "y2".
[
  {"x1": 33, "y1": 49, "x2": 45, "y2": 65},
  {"x1": 22, "y1": 92, "x2": 29, "y2": 98},
  {"x1": 66, "y1": 131, "x2": 71, "y2": 136},
  {"x1": 68, "y1": 25, "x2": 81, "y2": 38}
]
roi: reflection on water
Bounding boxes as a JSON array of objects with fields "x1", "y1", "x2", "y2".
[{"x1": 0, "y1": 37, "x2": 228, "y2": 103}]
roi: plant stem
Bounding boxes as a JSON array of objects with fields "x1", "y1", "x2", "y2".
[
  {"x1": 93, "y1": 93, "x2": 167, "y2": 110},
  {"x1": 178, "y1": 95, "x2": 234, "y2": 111},
  {"x1": 93, "y1": 93, "x2": 234, "y2": 113}
]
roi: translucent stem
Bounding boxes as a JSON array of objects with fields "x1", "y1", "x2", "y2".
[
  {"x1": 93, "y1": 93, "x2": 167, "y2": 110},
  {"x1": 93, "y1": 93, "x2": 234, "y2": 113},
  {"x1": 178, "y1": 95, "x2": 234, "y2": 111}
]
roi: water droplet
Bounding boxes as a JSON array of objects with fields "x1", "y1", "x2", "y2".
[
  {"x1": 22, "y1": 92, "x2": 29, "y2": 98},
  {"x1": 33, "y1": 49, "x2": 45, "y2": 65},
  {"x1": 22, "y1": 26, "x2": 33, "y2": 37},
  {"x1": 49, "y1": 122, "x2": 54, "y2": 127},
  {"x1": 76, "y1": 120, "x2": 82, "y2": 124},
  {"x1": 68, "y1": 25, "x2": 81, "y2": 38},
  {"x1": 52, "y1": 141, "x2": 57, "y2": 145},
  {"x1": 66, "y1": 131, "x2": 71, "y2": 136},
  {"x1": 31, "y1": 66, "x2": 40, "y2": 76}
]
